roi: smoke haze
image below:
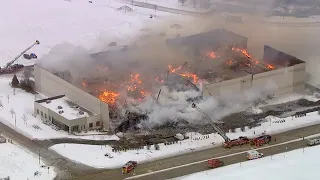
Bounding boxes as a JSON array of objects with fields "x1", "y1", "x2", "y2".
[{"x1": 36, "y1": 0, "x2": 317, "y2": 128}]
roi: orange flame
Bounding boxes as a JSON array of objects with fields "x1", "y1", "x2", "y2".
[
  {"x1": 207, "y1": 52, "x2": 217, "y2": 59},
  {"x1": 231, "y1": 47, "x2": 275, "y2": 70},
  {"x1": 98, "y1": 90, "x2": 120, "y2": 105},
  {"x1": 168, "y1": 65, "x2": 199, "y2": 84}
]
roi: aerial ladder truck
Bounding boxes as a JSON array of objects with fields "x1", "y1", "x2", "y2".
[
  {"x1": 191, "y1": 103, "x2": 251, "y2": 148},
  {"x1": 4, "y1": 40, "x2": 40, "y2": 69}
]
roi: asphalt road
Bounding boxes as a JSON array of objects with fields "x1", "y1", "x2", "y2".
[
  {"x1": 72, "y1": 123, "x2": 320, "y2": 180},
  {"x1": 0, "y1": 120, "x2": 98, "y2": 179}
]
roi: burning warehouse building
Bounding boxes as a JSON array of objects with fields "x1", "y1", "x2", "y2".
[
  {"x1": 33, "y1": 28, "x2": 306, "y2": 132},
  {"x1": 166, "y1": 28, "x2": 306, "y2": 98}
]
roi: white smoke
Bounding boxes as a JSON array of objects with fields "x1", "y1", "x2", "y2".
[
  {"x1": 130, "y1": 81, "x2": 278, "y2": 128},
  {"x1": 36, "y1": 43, "x2": 94, "y2": 79}
]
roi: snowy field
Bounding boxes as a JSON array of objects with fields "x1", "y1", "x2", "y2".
[
  {"x1": 50, "y1": 111, "x2": 320, "y2": 168},
  {"x1": 0, "y1": 141, "x2": 56, "y2": 180},
  {"x1": 0, "y1": 76, "x2": 119, "y2": 140},
  {"x1": 176, "y1": 144, "x2": 320, "y2": 180},
  {"x1": 0, "y1": 0, "x2": 193, "y2": 67}
]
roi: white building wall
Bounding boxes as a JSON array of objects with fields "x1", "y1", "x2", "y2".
[
  {"x1": 203, "y1": 75, "x2": 252, "y2": 97},
  {"x1": 203, "y1": 63, "x2": 306, "y2": 98},
  {"x1": 34, "y1": 65, "x2": 110, "y2": 130},
  {"x1": 34, "y1": 102, "x2": 49, "y2": 120}
]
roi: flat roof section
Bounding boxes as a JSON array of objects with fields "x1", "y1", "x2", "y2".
[{"x1": 36, "y1": 95, "x2": 95, "y2": 120}]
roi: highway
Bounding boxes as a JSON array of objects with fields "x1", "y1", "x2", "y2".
[
  {"x1": 0, "y1": 120, "x2": 99, "y2": 179},
  {"x1": 72, "y1": 123, "x2": 320, "y2": 180}
]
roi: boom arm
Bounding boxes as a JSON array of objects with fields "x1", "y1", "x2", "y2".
[
  {"x1": 5, "y1": 40, "x2": 40, "y2": 68},
  {"x1": 191, "y1": 103, "x2": 230, "y2": 142}
]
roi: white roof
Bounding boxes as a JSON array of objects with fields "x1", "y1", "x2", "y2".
[
  {"x1": 38, "y1": 96, "x2": 93, "y2": 120},
  {"x1": 247, "y1": 150, "x2": 260, "y2": 155}
]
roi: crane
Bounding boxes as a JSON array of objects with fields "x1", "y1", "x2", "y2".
[
  {"x1": 5, "y1": 40, "x2": 40, "y2": 69},
  {"x1": 191, "y1": 103, "x2": 230, "y2": 142}
]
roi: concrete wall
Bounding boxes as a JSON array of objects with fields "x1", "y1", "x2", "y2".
[
  {"x1": 34, "y1": 102, "x2": 49, "y2": 119},
  {"x1": 252, "y1": 63, "x2": 306, "y2": 96},
  {"x1": 203, "y1": 75, "x2": 252, "y2": 97},
  {"x1": 203, "y1": 63, "x2": 306, "y2": 98},
  {"x1": 34, "y1": 65, "x2": 110, "y2": 130}
]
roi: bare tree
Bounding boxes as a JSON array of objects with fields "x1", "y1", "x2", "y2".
[
  {"x1": 22, "y1": 114, "x2": 28, "y2": 125},
  {"x1": 7, "y1": 94, "x2": 9, "y2": 103},
  {"x1": 9, "y1": 108, "x2": 15, "y2": 118},
  {"x1": 13, "y1": 88, "x2": 16, "y2": 95}
]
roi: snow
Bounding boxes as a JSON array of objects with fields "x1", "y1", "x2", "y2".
[
  {"x1": 176, "y1": 143, "x2": 320, "y2": 180},
  {"x1": 37, "y1": 96, "x2": 92, "y2": 120},
  {"x1": 50, "y1": 111, "x2": 320, "y2": 168},
  {"x1": 0, "y1": 76, "x2": 119, "y2": 141},
  {"x1": 0, "y1": 141, "x2": 56, "y2": 180},
  {"x1": 0, "y1": 0, "x2": 192, "y2": 67}
]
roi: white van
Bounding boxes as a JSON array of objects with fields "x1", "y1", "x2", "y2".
[
  {"x1": 307, "y1": 139, "x2": 320, "y2": 146},
  {"x1": 246, "y1": 150, "x2": 264, "y2": 160}
]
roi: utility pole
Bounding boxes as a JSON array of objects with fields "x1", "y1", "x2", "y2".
[
  {"x1": 14, "y1": 113, "x2": 16, "y2": 127},
  {"x1": 38, "y1": 149, "x2": 41, "y2": 164}
]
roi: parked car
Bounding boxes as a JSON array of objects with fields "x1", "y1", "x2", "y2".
[
  {"x1": 104, "y1": 153, "x2": 113, "y2": 158},
  {"x1": 0, "y1": 136, "x2": 6, "y2": 143}
]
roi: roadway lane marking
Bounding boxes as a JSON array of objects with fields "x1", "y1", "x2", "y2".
[{"x1": 125, "y1": 133, "x2": 320, "y2": 179}]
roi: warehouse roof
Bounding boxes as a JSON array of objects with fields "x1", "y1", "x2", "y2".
[{"x1": 35, "y1": 95, "x2": 95, "y2": 120}]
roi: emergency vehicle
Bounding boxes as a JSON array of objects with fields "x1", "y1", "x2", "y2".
[
  {"x1": 307, "y1": 138, "x2": 320, "y2": 146},
  {"x1": 207, "y1": 159, "x2": 224, "y2": 168},
  {"x1": 222, "y1": 136, "x2": 250, "y2": 148},
  {"x1": 251, "y1": 135, "x2": 271, "y2": 146},
  {"x1": 246, "y1": 150, "x2": 264, "y2": 160},
  {"x1": 122, "y1": 161, "x2": 137, "y2": 174}
]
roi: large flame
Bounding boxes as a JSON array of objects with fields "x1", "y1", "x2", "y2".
[
  {"x1": 168, "y1": 64, "x2": 199, "y2": 84},
  {"x1": 98, "y1": 90, "x2": 120, "y2": 105},
  {"x1": 231, "y1": 47, "x2": 275, "y2": 70}
]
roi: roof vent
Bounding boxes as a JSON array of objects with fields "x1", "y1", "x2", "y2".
[
  {"x1": 46, "y1": 100, "x2": 51, "y2": 104},
  {"x1": 58, "y1": 110, "x2": 64, "y2": 114},
  {"x1": 79, "y1": 111, "x2": 84, "y2": 115},
  {"x1": 58, "y1": 105, "x2": 63, "y2": 109}
]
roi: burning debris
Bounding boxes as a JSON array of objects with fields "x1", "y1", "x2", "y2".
[{"x1": 80, "y1": 45, "x2": 277, "y2": 110}]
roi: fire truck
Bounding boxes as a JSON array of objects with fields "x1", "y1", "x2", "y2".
[
  {"x1": 191, "y1": 103, "x2": 272, "y2": 149},
  {"x1": 222, "y1": 136, "x2": 251, "y2": 148},
  {"x1": 122, "y1": 161, "x2": 137, "y2": 174},
  {"x1": 251, "y1": 135, "x2": 272, "y2": 146},
  {"x1": 207, "y1": 159, "x2": 224, "y2": 168}
]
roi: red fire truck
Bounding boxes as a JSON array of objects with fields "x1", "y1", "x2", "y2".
[
  {"x1": 207, "y1": 159, "x2": 224, "y2": 168},
  {"x1": 122, "y1": 161, "x2": 137, "y2": 174},
  {"x1": 251, "y1": 135, "x2": 272, "y2": 146},
  {"x1": 222, "y1": 136, "x2": 251, "y2": 148}
]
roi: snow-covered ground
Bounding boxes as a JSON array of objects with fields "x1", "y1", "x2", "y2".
[
  {"x1": 0, "y1": 0, "x2": 193, "y2": 67},
  {"x1": 0, "y1": 141, "x2": 56, "y2": 180},
  {"x1": 176, "y1": 143, "x2": 320, "y2": 180},
  {"x1": 0, "y1": 76, "x2": 119, "y2": 140},
  {"x1": 50, "y1": 111, "x2": 320, "y2": 168}
]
